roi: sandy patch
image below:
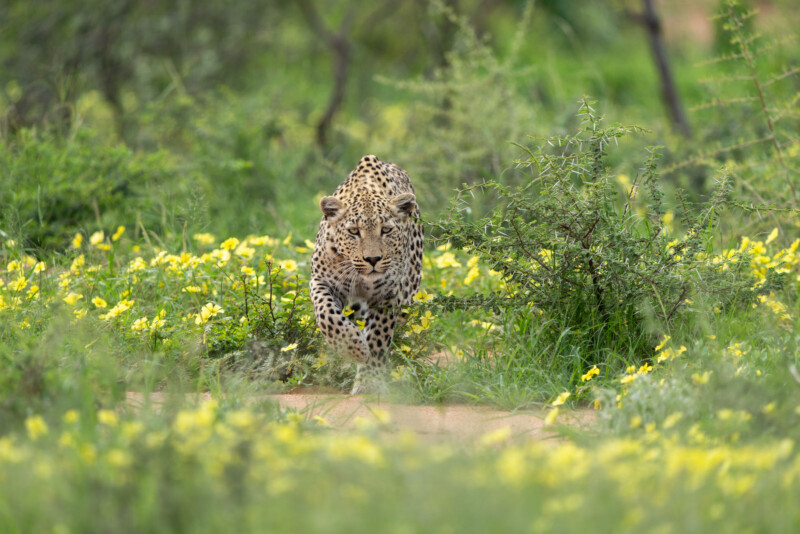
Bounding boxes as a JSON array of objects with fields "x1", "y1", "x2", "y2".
[{"x1": 127, "y1": 391, "x2": 596, "y2": 445}]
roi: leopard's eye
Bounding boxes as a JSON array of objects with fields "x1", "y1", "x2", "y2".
[
  {"x1": 381, "y1": 226, "x2": 393, "y2": 235},
  {"x1": 347, "y1": 227, "x2": 360, "y2": 236}
]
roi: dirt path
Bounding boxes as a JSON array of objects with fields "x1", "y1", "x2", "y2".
[
  {"x1": 127, "y1": 391, "x2": 596, "y2": 445},
  {"x1": 275, "y1": 393, "x2": 595, "y2": 444}
]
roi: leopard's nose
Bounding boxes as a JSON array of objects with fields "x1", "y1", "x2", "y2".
[{"x1": 364, "y1": 256, "x2": 382, "y2": 267}]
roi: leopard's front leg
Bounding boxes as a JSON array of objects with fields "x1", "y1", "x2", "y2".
[{"x1": 350, "y1": 303, "x2": 399, "y2": 394}]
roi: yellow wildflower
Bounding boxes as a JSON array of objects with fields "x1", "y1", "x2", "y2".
[
  {"x1": 131, "y1": 317, "x2": 149, "y2": 331},
  {"x1": 552, "y1": 391, "x2": 571, "y2": 406},
  {"x1": 544, "y1": 407, "x2": 560, "y2": 426},
  {"x1": 89, "y1": 231, "x2": 105, "y2": 247},
  {"x1": 413, "y1": 290, "x2": 434, "y2": 303},
  {"x1": 663, "y1": 412, "x2": 683, "y2": 429},
  {"x1": 195, "y1": 302, "x2": 224, "y2": 324},
  {"x1": 220, "y1": 237, "x2": 240, "y2": 250},
  {"x1": 92, "y1": 297, "x2": 108, "y2": 308},
  {"x1": 193, "y1": 233, "x2": 216, "y2": 246},
  {"x1": 581, "y1": 366, "x2": 600, "y2": 382},
  {"x1": 97, "y1": 410, "x2": 118, "y2": 426},
  {"x1": 464, "y1": 266, "x2": 481, "y2": 285},
  {"x1": 111, "y1": 226, "x2": 125, "y2": 241},
  {"x1": 279, "y1": 259, "x2": 298, "y2": 272},
  {"x1": 281, "y1": 343, "x2": 298, "y2": 352},
  {"x1": 63, "y1": 410, "x2": 79, "y2": 424},
  {"x1": 11, "y1": 276, "x2": 27, "y2": 291},
  {"x1": 70, "y1": 255, "x2": 85, "y2": 272},
  {"x1": 764, "y1": 227, "x2": 778, "y2": 245},
  {"x1": 63, "y1": 292, "x2": 84, "y2": 306},
  {"x1": 72, "y1": 233, "x2": 83, "y2": 248},
  {"x1": 26, "y1": 415, "x2": 49, "y2": 440}
]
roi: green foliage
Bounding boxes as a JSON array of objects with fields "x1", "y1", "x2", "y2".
[
  {"x1": 375, "y1": 0, "x2": 538, "y2": 212},
  {"x1": 433, "y1": 99, "x2": 755, "y2": 367},
  {"x1": 214, "y1": 263, "x2": 326, "y2": 387},
  {"x1": 0, "y1": 128, "x2": 190, "y2": 251},
  {"x1": 1, "y1": 0, "x2": 274, "y2": 131},
  {"x1": 0, "y1": 313, "x2": 125, "y2": 428},
  {"x1": 671, "y1": 0, "x2": 800, "y2": 216}
]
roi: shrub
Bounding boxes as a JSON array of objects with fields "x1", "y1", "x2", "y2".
[
  {"x1": 431, "y1": 99, "x2": 756, "y2": 368},
  {"x1": 0, "y1": 128, "x2": 192, "y2": 251}
]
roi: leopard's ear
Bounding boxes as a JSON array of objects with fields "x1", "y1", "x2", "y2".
[
  {"x1": 389, "y1": 193, "x2": 417, "y2": 220},
  {"x1": 320, "y1": 196, "x2": 345, "y2": 221}
]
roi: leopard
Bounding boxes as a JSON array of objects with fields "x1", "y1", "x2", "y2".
[{"x1": 310, "y1": 155, "x2": 423, "y2": 393}]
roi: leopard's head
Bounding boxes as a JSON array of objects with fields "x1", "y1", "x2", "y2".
[{"x1": 320, "y1": 192, "x2": 416, "y2": 278}]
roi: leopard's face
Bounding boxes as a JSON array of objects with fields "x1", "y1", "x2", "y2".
[{"x1": 320, "y1": 192, "x2": 416, "y2": 281}]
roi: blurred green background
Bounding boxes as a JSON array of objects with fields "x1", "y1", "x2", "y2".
[{"x1": 2, "y1": 0, "x2": 798, "y2": 250}]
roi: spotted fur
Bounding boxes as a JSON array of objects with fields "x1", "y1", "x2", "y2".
[{"x1": 310, "y1": 155, "x2": 423, "y2": 393}]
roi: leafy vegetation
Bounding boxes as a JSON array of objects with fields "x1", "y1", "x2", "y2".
[{"x1": 1, "y1": 0, "x2": 800, "y2": 532}]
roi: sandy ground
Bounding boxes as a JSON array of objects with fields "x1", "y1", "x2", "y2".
[{"x1": 126, "y1": 390, "x2": 596, "y2": 445}]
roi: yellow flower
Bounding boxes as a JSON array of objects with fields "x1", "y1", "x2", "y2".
[
  {"x1": 70, "y1": 254, "x2": 85, "y2": 272},
  {"x1": 106, "y1": 448, "x2": 132, "y2": 469},
  {"x1": 765, "y1": 227, "x2": 778, "y2": 245},
  {"x1": 654, "y1": 335, "x2": 671, "y2": 352},
  {"x1": 182, "y1": 286, "x2": 202, "y2": 293},
  {"x1": 11, "y1": 276, "x2": 27, "y2": 292},
  {"x1": 26, "y1": 415, "x2": 48, "y2": 440},
  {"x1": 637, "y1": 363, "x2": 653, "y2": 374},
  {"x1": 150, "y1": 311, "x2": 166, "y2": 330},
  {"x1": 581, "y1": 366, "x2": 600, "y2": 382},
  {"x1": 544, "y1": 407, "x2": 560, "y2": 426},
  {"x1": 692, "y1": 371, "x2": 711, "y2": 385},
  {"x1": 26, "y1": 285, "x2": 39, "y2": 299},
  {"x1": 63, "y1": 410, "x2": 80, "y2": 424},
  {"x1": 413, "y1": 290, "x2": 434, "y2": 303},
  {"x1": 63, "y1": 292, "x2": 84, "y2": 306},
  {"x1": 220, "y1": 237, "x2": 240, "y2": 250},
  {"x1": 464, "y1": 266, "x2": 481, "y2": 285},
  {"x1": 279, "y1": 259, "x2": 298, "y2": 272},
  {"x1": 193, "y1": 233, "x2": 216, "y2": 246},
  {"x1": 89, "y1": 231, "x2": 105, "y2": 247},
  {"x1": 99, "y1": 299, "x2": 135, "y2": 321},
  {"x1": 72, "y1": 233, "x2": 83, "y2": 249},
  {"x1": 235, "y1": 244, "x2": 255, "y2": 260},
  {"x1": 111, "y1": 226, "x2": 125, "y2": 241},
  {"x1": 281, "y1": 343, "x2": 299, "y2": 352},
  {"x1": 131, "y1": 317, "x2": 149, "y2": 331},
  {"x1": 195, "y1": 302, "x2": 224, "y2": 324},
  {"x1": 7, "y1": 260, "x2": 20, "y2": 272},
  {"x1": 97, "y1": 409, "x2": 118, "y2": 426},
  {"x1": 92, "y1": 297, "x2": 108, "y2": 308},
  {"x1": 552, "y1": 391, "x2": 571, "y2": 406},
  {"x1": 433, "y1": 251, "x2": 462, "y2": 269},
  {"x1": 663, "y1": 412, "x2": 683, "y2": 429},
  {"x1": 33, "y1": 261, "x2": 46, "y2": 273}
]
